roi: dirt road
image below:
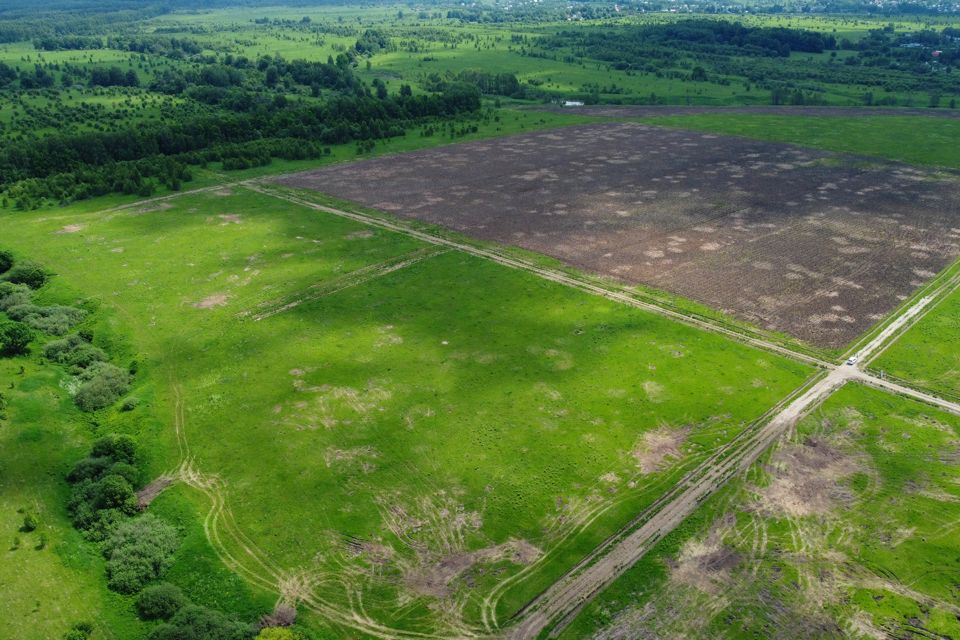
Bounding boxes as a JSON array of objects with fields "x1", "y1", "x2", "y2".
[{"x1": 501, "y1": 274, "x2": 960, "y2": 639}]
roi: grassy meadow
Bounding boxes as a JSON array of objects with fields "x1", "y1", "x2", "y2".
[
  {"x1": 639, "y1": 113, "x2": 960, "y2": 170},
  {"x1": 872, "y1": 285, "x2": 960, "y2": 400},
  {"x1": 0, "y1": 185, "x2": 813, "y2": 636}
]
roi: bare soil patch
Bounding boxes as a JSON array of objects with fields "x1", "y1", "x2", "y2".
[
  {"x1": 193, "y1": 293, "x2": 229, "y2": 309},
  {"x1": 218, "y1": 214, "x2": 242, "y2": 225},
  {"x1": 632, "y1": 425, "x2": 689, "y2": 474},
  {"x1": 137, "y1": 475, "x2": 175, "y2": 509},
  {"x1": 57, "y1": 224, "x2": 84, "y2": 234},
  {"x1": 753, "y1": 437, "x2": 860, "y2": 517},
  {"x1": 404, "y1": 539, "x2": 542, "y2": 598},
  {"x1": 279, "y1": 123, "x2": 960, "y2": 348}
]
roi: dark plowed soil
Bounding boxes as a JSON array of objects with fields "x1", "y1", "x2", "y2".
[
  {"x1": 536, "y1": 104, "x2": 960, "y2": 119},
  {"x1": 277, "y1": 123, "x2": 960, "y2": 348}
]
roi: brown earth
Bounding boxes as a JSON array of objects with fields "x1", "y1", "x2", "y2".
[
  {"x1": 277, "y1": 122, "x2": 960, "y2": 348},
  {"x1": 137, "y1": 475, "x2": 175, "y2": 509}
]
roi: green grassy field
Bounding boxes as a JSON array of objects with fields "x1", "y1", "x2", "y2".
[
  {"x1": 0, "y1": 185, "x2": 813, "y2": 636},
  {"x1": 871, "y1": 285, "x2": 960, "y2": 400},
  {"x1": 640, "y1": 113, "x2": 960, "y2": 170},
  {"x1": 0, "y1": 356, "x2": 147, "y2": 640},
  {"x1": 564, "y1": 383, "x2": 960, "y2": 639}
]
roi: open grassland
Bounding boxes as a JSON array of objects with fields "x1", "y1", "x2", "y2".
[
  {"x1": 564, "y1": 383, "x2": 960, "y2": 639},
  {"x1": 0, "y1": 186, "x2": 812, "y2": 636},
  {"x1": 872, "y1": 284, "x2": 960, "y2": 400},
  {"x1": 636, "y1": 112, "x2": 960, "y2": 170}
]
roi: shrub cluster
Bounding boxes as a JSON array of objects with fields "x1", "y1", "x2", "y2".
[
  {"x1": 66, "y1": 434, "x2": 141, "y2": 540},
  {"x1": 103, "y1": 515, "x2": 179, "y2": 593},
  {"x1": 43, "y1": 334, "x2": 108, "y2": 371},
  {"x1": 75, "y1": 361, "x2": 132, "y2": 411},
  {"x1": 0, "y1": 320, "x2": 31, "y2": 356},
  {"x1": 62, "y1": 622, "x2": 94, "y2": 640},
  {"x1": 148, "y1": 605, "x2": 254, "y2": 640},
  {"x1": 5, "y1": 302, "x2": 85, "y2": 335},
  {"x1": 136, "y1": 583, "x2": 188, "y2": 621},
  {"x1": 3, "y1": 260, "x2": 49, "y2": 289}
]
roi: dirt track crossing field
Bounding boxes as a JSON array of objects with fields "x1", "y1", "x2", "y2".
[{"x1": 278, "y1": 123, "x2": 960, "y2": 349}]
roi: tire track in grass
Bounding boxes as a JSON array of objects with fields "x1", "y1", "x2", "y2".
[
  {"x1": 246, "y1": 246, "x2": 447, "y2": 321},
  {"x1": 167, "y1": 383, "x2": 473, "y2": 639}
]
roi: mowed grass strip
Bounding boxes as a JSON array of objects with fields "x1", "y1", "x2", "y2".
[
  {"x1": 563, "y1": 383, "x2": 960, "y2": 639},
  {"x1": 0, "y1": 188, "x2": 812, "y2": 634},
  {"x1": 641, "y1": 113, "x2": 960, "y2": 170}
]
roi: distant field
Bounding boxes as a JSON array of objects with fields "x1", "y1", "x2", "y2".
[
  {"x1": 637, "y1": 111, "x2": 960, "y2": 170},
  {"x1": 564, "y1": 383, "x2": 960, "y2": 639},
  {"x1": 279, "y1": 121, "x2": 960, "y2": 349},
  {"x1": 0, "y1": 186, "x2": 812, "y2": 636}
]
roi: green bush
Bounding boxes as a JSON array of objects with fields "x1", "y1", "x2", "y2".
[
  {"x1": 3, "y1": 260, "x2": 48, "y2": 289},
  {"x1": 0, "y1": 282, "x2": 32, "y2": 311},
  {"x1": 0, "y1": 321, "x2": 32, "y2": 356},
  {"x1": 62, "y1": 621, "x2": 94, "y2": 640},
  {"x1": 21, "y1": 512, "x2": 39, "y2": 532},
  {"x1": 66, "y1": 434, "x2": 143, "y2": 537},
  {"x1": 6, "y1": 303, "x2": 86, "y2": 335},
  {"x1": 44, "y1": 335, "x2": 107, "y2": 369},
  {"x1": 103, "y1": 515, "x2": 179, "y2": 594},
  {"x1": 91, "y1": 434, "x2": 137, "y2": 465},
  {"x1": 147, "y1": 605, "x2": 253, "y2": 640},
  {"x1": 136, "y1": 583, "x2": 188, "y2": 621},
  {"x1": 74, "y1": 362, "x2": 131, "y2": 411},
  {"x1": 0, "y1": 250, "x2": 12, "y2": 275}
]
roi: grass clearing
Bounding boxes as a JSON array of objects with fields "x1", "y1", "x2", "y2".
[
  {"x1": 0, "y1": 185, "x2": 813, "y2": 635},
  {"x1": 639, "y1": 113, "x2": 960, "y2": 170},
  {"x1": 872, "y1": 281, "x2": 960, "y2": 400}
]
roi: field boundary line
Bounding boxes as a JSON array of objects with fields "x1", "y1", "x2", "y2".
[{"x1": 245, "y1": 183, "x2": 830, "y2": 370}]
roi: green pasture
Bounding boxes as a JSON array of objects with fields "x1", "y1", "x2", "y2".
[
  {"x1": 640, "y1": 113, "x2": 960, "y2": 169},
  {"x1": 565, "y1": 383, "x2": 960, "y2": 638},
  {"x1": 872, "y1": 284, "x2": 960, "y2": 400},
  {"x1": 0, "y1": 185, "x2": 812, "y2": 635}
]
